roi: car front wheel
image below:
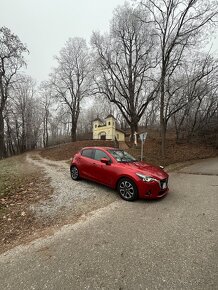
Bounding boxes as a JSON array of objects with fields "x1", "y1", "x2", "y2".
[
  {"x1": 70, "y1": 165, "x2": 80, "y2": 180},
  {"x1": 117, "y1": 178, "x2": 138, "y2": 201}
]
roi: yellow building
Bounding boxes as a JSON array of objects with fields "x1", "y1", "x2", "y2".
[{"x1": 93, "y1": 115, "x2": 125, "y2": 141}]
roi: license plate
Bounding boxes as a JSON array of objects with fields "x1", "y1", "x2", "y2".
[{"x1": 162, "y1": 182, "x2": 167, "y2": 189}]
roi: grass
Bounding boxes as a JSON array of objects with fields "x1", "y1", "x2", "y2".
[
  {"x1": 0, "y1": 155, "x2": 26, "y2": 198},
  {"x1": 0, "y1": 154, "x2": 46, "y2": 214},
  {"x1": 0, "y1": 154, "x2": 53, "y2": 253}
]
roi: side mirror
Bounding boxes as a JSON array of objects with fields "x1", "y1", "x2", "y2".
[{"x1": 100, "y1": 158, "x2": 111, "y2": 165}]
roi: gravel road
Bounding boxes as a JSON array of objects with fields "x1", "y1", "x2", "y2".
[
  {"x1": 0, "y1": 157, "x2": 217, "y2": 290},
  {"x1": 27, "y1": 154, "x2": 118, "y2": 221}
]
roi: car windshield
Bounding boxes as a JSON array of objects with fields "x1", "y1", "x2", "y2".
[{"x1": 107, "y1": 149, "x2": 137, "y2": 163}]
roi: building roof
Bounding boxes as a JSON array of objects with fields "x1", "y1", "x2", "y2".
[
  {"x1": 105, "y1": 114, "x2": 116, "y2": 120},
  {"x1": 93, "y1": 117, "x2": 103, "y2": 122}
]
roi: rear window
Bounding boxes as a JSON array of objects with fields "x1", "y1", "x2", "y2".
[{"x1": 81, "y1": 149, "x2": 93, "y2": 159}]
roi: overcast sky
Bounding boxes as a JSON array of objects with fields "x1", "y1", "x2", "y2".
[
  {"x1": 1, "y1": 0, "x2": 218, "y2": 83},
  {"x1": 1, "y1": 0, "x2": 126, "y2": 82}
]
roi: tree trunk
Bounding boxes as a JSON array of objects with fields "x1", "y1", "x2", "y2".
[
  {"x1": 21, "y1": 115, "x2": 26, "y2": 153},
  {"x1": 173, "y1": 115, "x2": 179, "y2": 141},
  {"x1": 71, "y1": 120, "x2": 77, "y2": 142},
  {"x1": 15, "y1": 119, "x2": 21, "y2": 154},
  {"x1": 0, "y1": 110, "x2": 5, "y2": 159},
  {"x1": 130, "y1": 122, "x2": 138, "y2": 144},
  {"x1": 160, "y1": 53, "x2": 167, "y2": 158},
  {"x1": 71, "y1": 129, "x2": 76, "y2": 142},
  {"x1": 43, "y1": 115, "x2": 49, "y2": 147},
  {"x1": 6, "y1": 118, "x2": 15, "y2": 156},
  {"x1": 160, "y1": 121, "x2": 167, "y2": 157},
  {"x1": 215, "y1": 133, "x2": 218, "y2": 149},
  {"x1": 160, "y1": 80, "x2": 166, "y2": 157}
]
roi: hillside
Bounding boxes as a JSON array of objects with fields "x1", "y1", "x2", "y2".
[
  {"x1": 39, "y1": 138, "x2": 218, "y2": 167},
  {"x1": 0, "y1": 137, "x2": 217, "y2": 253},
  {"x1": 39, "y1": 140, "x2": 116, "y2": 161}
]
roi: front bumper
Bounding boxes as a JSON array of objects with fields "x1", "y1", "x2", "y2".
[
  {"x1": 144, "y1": 187, "x2": 169, "y2": 199},
  {"x1": 137, "y1": 178, "x2": 169, "y2": 199}
]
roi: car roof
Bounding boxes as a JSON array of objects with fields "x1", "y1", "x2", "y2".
[{"x1": 81, "y1": 146, "x2": 119, "y2": 151}]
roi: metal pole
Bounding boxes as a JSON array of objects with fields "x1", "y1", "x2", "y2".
[{"x1": 141, "y1": 140, "x2": 144, "y2": 161}]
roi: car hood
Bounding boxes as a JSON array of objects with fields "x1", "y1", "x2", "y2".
[{"x1": 120, "y1": 161, "x2": 168, "y2": 180}]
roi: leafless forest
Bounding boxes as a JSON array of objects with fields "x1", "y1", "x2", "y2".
[{"x1": 1, "y1": 0, "x2": 218, "y2": 159}]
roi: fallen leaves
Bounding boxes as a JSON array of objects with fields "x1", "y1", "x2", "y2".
[
  {"x1": 0, "y1": 160, "x2": 53, "y2": 254},
  {"x1": 0, "y1": 138, "x2": 217, "y2": 254}
]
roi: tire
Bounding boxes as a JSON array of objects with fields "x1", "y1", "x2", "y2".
[
  {"x1": 117, "y1": 178, "x2": 138, "y2": 201},
  {"x1": 70, "y1": 165, "x2": 80, "y2": 180}
]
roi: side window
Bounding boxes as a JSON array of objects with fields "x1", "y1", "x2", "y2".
[
  {"x1": 94, "y1": 149, "x2": 110, "y2": 161},
  {"x1": 81, "y1": 149, "x2": 93, "y2": 159}
]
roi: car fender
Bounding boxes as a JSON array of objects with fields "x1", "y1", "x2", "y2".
[{"x1": 115, "y1": 174, "x2": 139, "y2": 191}]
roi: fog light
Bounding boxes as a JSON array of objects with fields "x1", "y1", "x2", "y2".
[{"x1": 146, "y1": 191, "x2": 152, "y2": 196}]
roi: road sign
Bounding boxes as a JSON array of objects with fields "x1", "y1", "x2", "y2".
[
  {"x1": 139, "y1": 132, "x2": 147, "y2": 142},
  {"x1": 140, "y1": 132, "x2": 147, "y2": 161}
]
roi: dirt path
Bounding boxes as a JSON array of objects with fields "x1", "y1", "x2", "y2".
[
  {"x1": 26, "y1": 153, "x2": 118, "y2": 223},
  {"x1": 0, "y1": 153, "x2": 118, "y2": 254},
  {"x1": 1, "y1": 158, "x2": 217, "y2": 290}
]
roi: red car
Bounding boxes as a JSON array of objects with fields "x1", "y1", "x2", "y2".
[{"x1": 70, "y1": 147, "x2": 169, "y2": 201}]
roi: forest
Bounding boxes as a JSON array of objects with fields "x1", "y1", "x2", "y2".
[{"x1": 0, "y1": 0, "x2": 218, "y2": 159}]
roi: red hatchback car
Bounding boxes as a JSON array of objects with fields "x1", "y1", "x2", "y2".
[{"x1": 70, "y1": 147, "x2": 169, "y2": 201}]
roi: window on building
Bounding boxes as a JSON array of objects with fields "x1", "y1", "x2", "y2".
[
  {"x1": 95, "y1": 124, "x2": 97, "y2": 128},
  {"x1": 108, "y1": 122, "x2": 111, "y2": 126},
  {"x1": 117, "y1": 134, "x2": 119, "y2": 140}
]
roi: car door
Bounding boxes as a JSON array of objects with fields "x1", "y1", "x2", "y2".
[
  {"x1": 79, "y1": 149, "x2": 95, "y2": 179},
  {"x1": 92, "y1": 149, "x2": 115, "y2": 186}
]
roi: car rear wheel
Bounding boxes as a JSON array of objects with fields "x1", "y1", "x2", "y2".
[
  {"x1": 70, "y1": 165, "x2": 80, "y2": 180},
  {"x1": 117, "y1": 178, "x2": 138, "y2": 201}
]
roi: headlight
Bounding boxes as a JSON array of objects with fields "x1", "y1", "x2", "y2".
[{"x1": 136, "y1": 173, "x2": 158, "y2": 183}]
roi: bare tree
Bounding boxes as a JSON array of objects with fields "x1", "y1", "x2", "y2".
[
  {"x1": 39, "y1": 81, "x2": 54, "y2": 147},
  {"x1": 50, "y1": 37, "x2": 93, "y2": 142},
  {"x1": 140, "y1": 99, "x2": 160, "y2": 128},
  {"x1": 12, "y1": 75, "x2": 35, "y2": 152},
  {"x1": 0, "y1": 27, "x2": 28, "y2": 158},
  {"x1": 3, "y1": 74, "x2": 42, "y2": 155},
  {"x1": 164, "y1": 53, "x2": 216, "y2": 135},
  {"x1": 138, "y1": 0, "x2": 218, "y2": 156},
  {"x1": 91, "y1": 3, "x2": 159, "y2": 142},
  {"x1": 6, "y1": 75, "x2": 42, "y2": 154},
  {"x1": 172, "y1": 55, "x2": 218, "y2": 141}
]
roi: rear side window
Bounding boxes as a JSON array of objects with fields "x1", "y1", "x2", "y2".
[
  {"x1": 94, "y1": 149, "x2": 110, "y2": 161},
  {"x1": 81, "y1": 149, "x2": 93, "y2": 159}
]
